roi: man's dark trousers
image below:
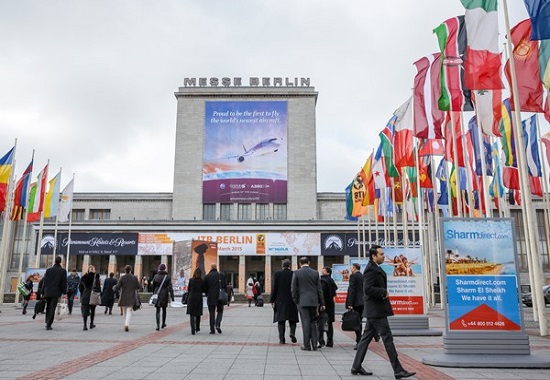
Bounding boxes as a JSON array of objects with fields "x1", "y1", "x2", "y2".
[
  {"x1": 208, "y1": 304, "x2": 224, "y2": 331},
  {"x1": 44, "y1": 297, "x2": 59, "y2": 328},
  {"x1": 298, "y1": 306, "x2": 318, "y2": 349}
]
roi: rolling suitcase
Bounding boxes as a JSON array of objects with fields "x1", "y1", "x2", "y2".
[{"x1": 32, "y1": 299, "x2": 46, "y2": 319}]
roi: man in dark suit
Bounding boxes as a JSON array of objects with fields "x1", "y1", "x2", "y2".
[
  {"x1": 42, "y1": 256, "x2": 67, "y2": 330},
  {"x1": 291, "y1": 257, "x2": 325, "y2": 351},
  {"x1": 351, "y1": 246, "x2": 415, "y2": 379},
  {"x1": 346, "y1": 262, "x2": 364, "y2": 347},
  {"x1": 270, "y1": 259, "x2": 299, "y2": 344},
  {"x1": 204, "y1": 264, "x2": 226, "y2": 334}
]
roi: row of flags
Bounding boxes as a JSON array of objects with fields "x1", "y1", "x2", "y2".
[
  {"x1": 0, "y1": 147, "x2": 74, "y2": 224},
  {"x1": 346, "y1": 0, "x2": 550, "y2": 221}
]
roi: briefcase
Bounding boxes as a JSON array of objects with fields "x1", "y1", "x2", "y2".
[{"x1": 341, "y1": 310, "x2": 361, "y2": 331}]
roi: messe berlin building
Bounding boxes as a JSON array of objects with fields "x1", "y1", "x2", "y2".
[{"x1": 3, "y1": 79, "x2": 550, "y2": 296}]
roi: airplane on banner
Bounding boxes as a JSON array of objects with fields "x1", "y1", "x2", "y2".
[{"x1": 226, "y1": 137, "x2": 282, "y2": 163}]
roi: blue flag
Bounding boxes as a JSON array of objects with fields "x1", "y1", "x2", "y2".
[{"x1": 523, "y1": 0, "x2": 550, "y2": 40}]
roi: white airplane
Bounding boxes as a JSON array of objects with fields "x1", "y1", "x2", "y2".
[{"x1": 226, "y1": 137, "x2": 282, "y2": 162}]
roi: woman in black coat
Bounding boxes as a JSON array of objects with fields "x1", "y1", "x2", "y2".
[
  {"x1": 101, "y1": 272, "x2": 118, "y2": 315},
  {"x1": 186, "y1": 268, "x2": 204, "y2": 335},
  {"x1": 151, "y1": 263, "x2": 174, "y2": 331},
  {"x1": 270, "y1": 260, "x2": 299, "y2": 344},
  {"x1": 79, "y1": 265, "x2": 97, "y2": 331},
  {"x1": 21, "y1": 276, "x2": 34, "y2": 315}
]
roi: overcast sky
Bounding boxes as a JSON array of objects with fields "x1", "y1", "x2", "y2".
[{"x1": 0, "y1": 1, "x2": 538, "y2": 194}]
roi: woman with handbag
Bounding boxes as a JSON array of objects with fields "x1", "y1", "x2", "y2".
[
  {"x1": 113, "y1": 265, "x2": 141, "y2": 332},
  {"x1": 151, "y1": 263, "x2": 174, "y2": 331},
  {"x1": 186, "y1": 268, "x2": 204, "y2": 335},
  {"x1": 79, "y1": 265, "x2": 99, "y2": 331}
]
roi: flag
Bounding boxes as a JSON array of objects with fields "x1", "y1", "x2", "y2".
[
  {"x1": 433, "y1": 15, "x2": 474, "y2": 111},
  {"x1": 460, "y1": 0, "x2": 504, "y2": 90},
  {"x1": 393, "y1": 97, "x2": 415, "y2": 168},
  {"x1": 436, "y1": 158, "x2": 449, "y2": 205},
  {"x1": 523, "y1": 0, "x2": 550, "y2": 40},
  {"x1": 0, "y1": 146, "x2": 15, "y2": 213},
  {"x1": 418, "y1": 138, "x2": 445, "y2": 156},
  {"x1": 11, "y1": 159, "x2": 33, "y2": 221},
  {"x1": 503, "y1": 166, "x2": 520, "y2": 190},
  {"x1": 472, "y1": 89, "x2": 502, "y2": 136},
  {"x1": 489, "y1": 142, "x2": 505, "y2": 208},
  {"x1": 541, "y1": 131, "x2": 550, "y2": 173},
  {"x1": 361, "y1": 154, "x2": 376, "y2": 207},
  {"x1": 444, "y1": 112, "x2": 466, "y2": 167},
  {"x1": 27, "y1": 164, "x2": 48, "y2": 222},
  {"x1": 57, "y1": 178, "x2": 74, "y2": 223},
  {"x1": 505, "y1": 19, "x2": 545, "y2": 113},
  {"x1": 413, "y1": 53, "x2": 445, "y2": 139},
  {"x1": 499, "y1": 98, "x2": 517, "y2": 167},
  {"x1": 379, "y1": 116, "x2": 399, "y2": 177},
  {"x1": 345, "y1": 181, "x2": 358, "y2": 221},
  {"x1": 351, "y1": 171, "x2": 368, "y2": 217},
  {"x1": 419, "y1": 157, "x2": 434, "y2": 189},
  {"x1": 522, "y1": 115, "x2": 543, "y2": 178},
  {"x1": 541, "y1": 40, "x2": 550, "y2": 89},
  {"x1": 44, "y1": 171, "x2": 61, "y2": 219},
  {"x1": 372, "y1": 144, "x2": 390, "y2": 189},
  {"x1": 469, "y1": 116, "x2": 493, "y2": 176}
]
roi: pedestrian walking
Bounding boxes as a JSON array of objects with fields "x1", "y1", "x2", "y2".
[
  {"x1": 66, "y1": 269, "x2": 80, "y2": 315},
  {"x1": 246, "y1": 276, "x2": 255, "y2": 307},
  {"x1": 271, "y1": 259, "x2": 299, "y2": 344},
  {"x1": 226, "y1": 282, "x2": 234, "y2": 306},
  {"x1": 79, "y1": 265, "x2": 98, "y2": 330},
  {"x1": 204, "y1": 264, "x2": 226, "y2": 334},
  {"x1": 291, "y1": 257, "x2": 324, "y2": 351},
  {"x1": 41, "y1": 256, "x2": 67, "y2": 330},
  {"x1": 318, "y1": 266, "x2": 338, "y2": 348},
  {"x1": 187, "y1": 268, "x2": 204, "y2": 334},
  {"x1": 21, "y1": 276, "x2": 34, "y2": 315},
  {"x1": 101, "y1": 272, "x2": 117, "y2": 314},
  {"x1": 351, "y1": 245, "x2": 416, "y2": 379},
  {"x1": 113, "y1": 265, "x2": 141, "y2": 332},
  {"x1": 151, "y1": 263, "x2": 175, "y2": 331}
]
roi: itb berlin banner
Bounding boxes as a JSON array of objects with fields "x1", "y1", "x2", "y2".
[
  {"x1": 441, "y1": 218, "x2": 523, "y2": 332},
  {"x1": 332, "y1": 247, "x2": 424, "y2": 315}
]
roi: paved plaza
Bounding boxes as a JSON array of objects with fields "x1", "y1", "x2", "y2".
[{"x1": 0, "y1": 302, "x2": 549, "y2": 380}]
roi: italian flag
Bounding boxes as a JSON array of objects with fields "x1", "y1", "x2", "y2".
[
  {"x1": 27, "y1": 164, "x2": 48, "y2": 222},
  {"x1": 461, "y1": 0, "x2": 503, "y2": 90}
]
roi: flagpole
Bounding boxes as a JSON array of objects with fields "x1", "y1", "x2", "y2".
[
  {"x1": 503, "y1": 0, "x2": 548, "y2": 336},
  {"x1": 474, "y1": 113, "x2": 492, "y2": 217},
  {"x1": 63, "y1": 174, "x2": 75, "y2": 270},
  {"x1": 401, "y1": 169, "x2": 408, "y2": 246},
  {"x1": 34, "y1": 160, "x2": 49, "y2": 268},
  {"x1": 535, "y1": 115, "x2": 550, "y2": 284},
  {"x1": 51, "y1": 168, "x2": 62, "y2": 264},
  {"x1": 450, "y1": 112, "x2": 462, "y2": 217},
  {"x1": 0, "y1": 139, "x2": 17, "y2": 305}
]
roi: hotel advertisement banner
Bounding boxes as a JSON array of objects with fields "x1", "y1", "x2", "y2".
[
  {"x1": 202, "y1": 101, "x2": 288, "y2": 203},
  {"x1": 441, "y1": 218, "x2": 523, "y2": 332},
  {"x1": 331, "y1": 247, "x2": 424, "y2": 315},
  {"x1": 142, "y1": 232, "x2": 320, "y2": 256},
  {"x1": 53, "y1": 232, "x2": 138, "y2": 256},
  {"x1": 321, "y1": 233, "x2": 420, "y2": 256}
]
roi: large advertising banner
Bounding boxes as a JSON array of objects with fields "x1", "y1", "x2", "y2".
[
  {"x1": 203, "y1": 101, "x2": 288, "y2": 203},
  {"x1": 191, "y1": 240, "x2": 218, "y2": 277},
  {"x1": 52, "y1": 233, "x2": 138, "y2": 256},
  {"x1": 442, "y1": 218, "x2": 523, "y2": 332},
  {"x1": 331, "y1": 247, "x2": 424, "y2": 315},
  {"x1": 320, "y1": 232, "x2": 420, "y2": 256},
  {"x1": 138, "y1": 233, "x2": 174, "y2": 256},
  {"x1": 163, "y1": 232, "x2": 320, "y2": 256}
]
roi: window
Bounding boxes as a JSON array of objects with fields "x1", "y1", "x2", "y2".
[
  {"x1": 203, "y1": 204, "x2": 216, "y2": 221},
  {"x1": 220, "y1": 204, "x2": 232, "y2": 221},
  {"x1": 237, "y1": 203, "x2": 251, "y2": 220},
  {"x1": 273, "y1": 204, "x2": 287, "y2": 220},
  {"x1": 72, "y1": 209, "x2": 85, "y2": 221},
  {"x1": 256, "y1": 203, "x2": 269, "y2": 220},
  {"x1": 89, "y1": 209, "x2": 111, "y2": 220}
]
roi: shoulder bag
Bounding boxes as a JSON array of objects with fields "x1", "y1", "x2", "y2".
[
  {"x1": 218, "y1": 278, "x2": 228, "y2": 305},
  {"x1": 133, "y1": 290, "x2": 142, "y2": 311},
  {"x1": 90, "y1": 290, "x2": 101, "y2": 305},
  {"x1": 149, "y1": 275, "x2": 167, "y2": 306}
]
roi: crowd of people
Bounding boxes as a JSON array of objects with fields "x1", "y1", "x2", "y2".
[{"x1": 24, "y1": 247, "x2": 415, "y2": 379}]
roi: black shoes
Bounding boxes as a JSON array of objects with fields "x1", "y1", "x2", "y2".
[
  {"x1": 351, "y1": 367, "x2": 373, "y2": 376},
  {"x1": 326, "y1": 342, "x2": 333, "y2": 347},
  {"x1": 46, "y1": 326, "x2": 52, "y2": 330},
  {"x1": 394, "y1": 370, "x2": 416, "y2": 379},
  {"x1": 290, "y1": 334, "x2": 297, "y2": 343},
  {"x1": 300, "y1": 346, "x2": 311, "y2": 351},
  {"x1": 279, "y1": 340, "x2": 285, "y2": 344},
  {"x1": 156, "y1": 326, "x2": 160, "y2": 331},
  {"x1": 162, "y1": 324, "x2": 167, "y2": 329},
  {"x1": 216, "y1": 327, "x2": 222, "y2": 333},
  {"x1": 83, "y1": 326, "x2": 88, "y2": 331},
  {"x1": 124, "y1": 326, "x2": 129, "y2": 332},
  {"x1": 90, "y1": 324, "x2": 96, "y2": 329},
  {"x1": 317, "y1": 341, "x2": 325, "y2": 349}
]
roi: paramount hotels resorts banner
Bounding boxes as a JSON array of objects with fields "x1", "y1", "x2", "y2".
[
  {"x1": 52, "y1": 232, "x2": 138, "y2": 256},
  {"x1": 441, "y1": 218, "x2": 523, "y2": 332},
  {"x1": 320, "y1": 232, "x2": 421, "y2": 256},
  {"x1": 331, "y1": 247, "x2": 425, "y2": 315},
  {"x1": 202, "y1": 101, "x2": 288, "y2": 203},
  {"x1": 142, "y1": 232, "x2": 320, "y2": 256}
]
